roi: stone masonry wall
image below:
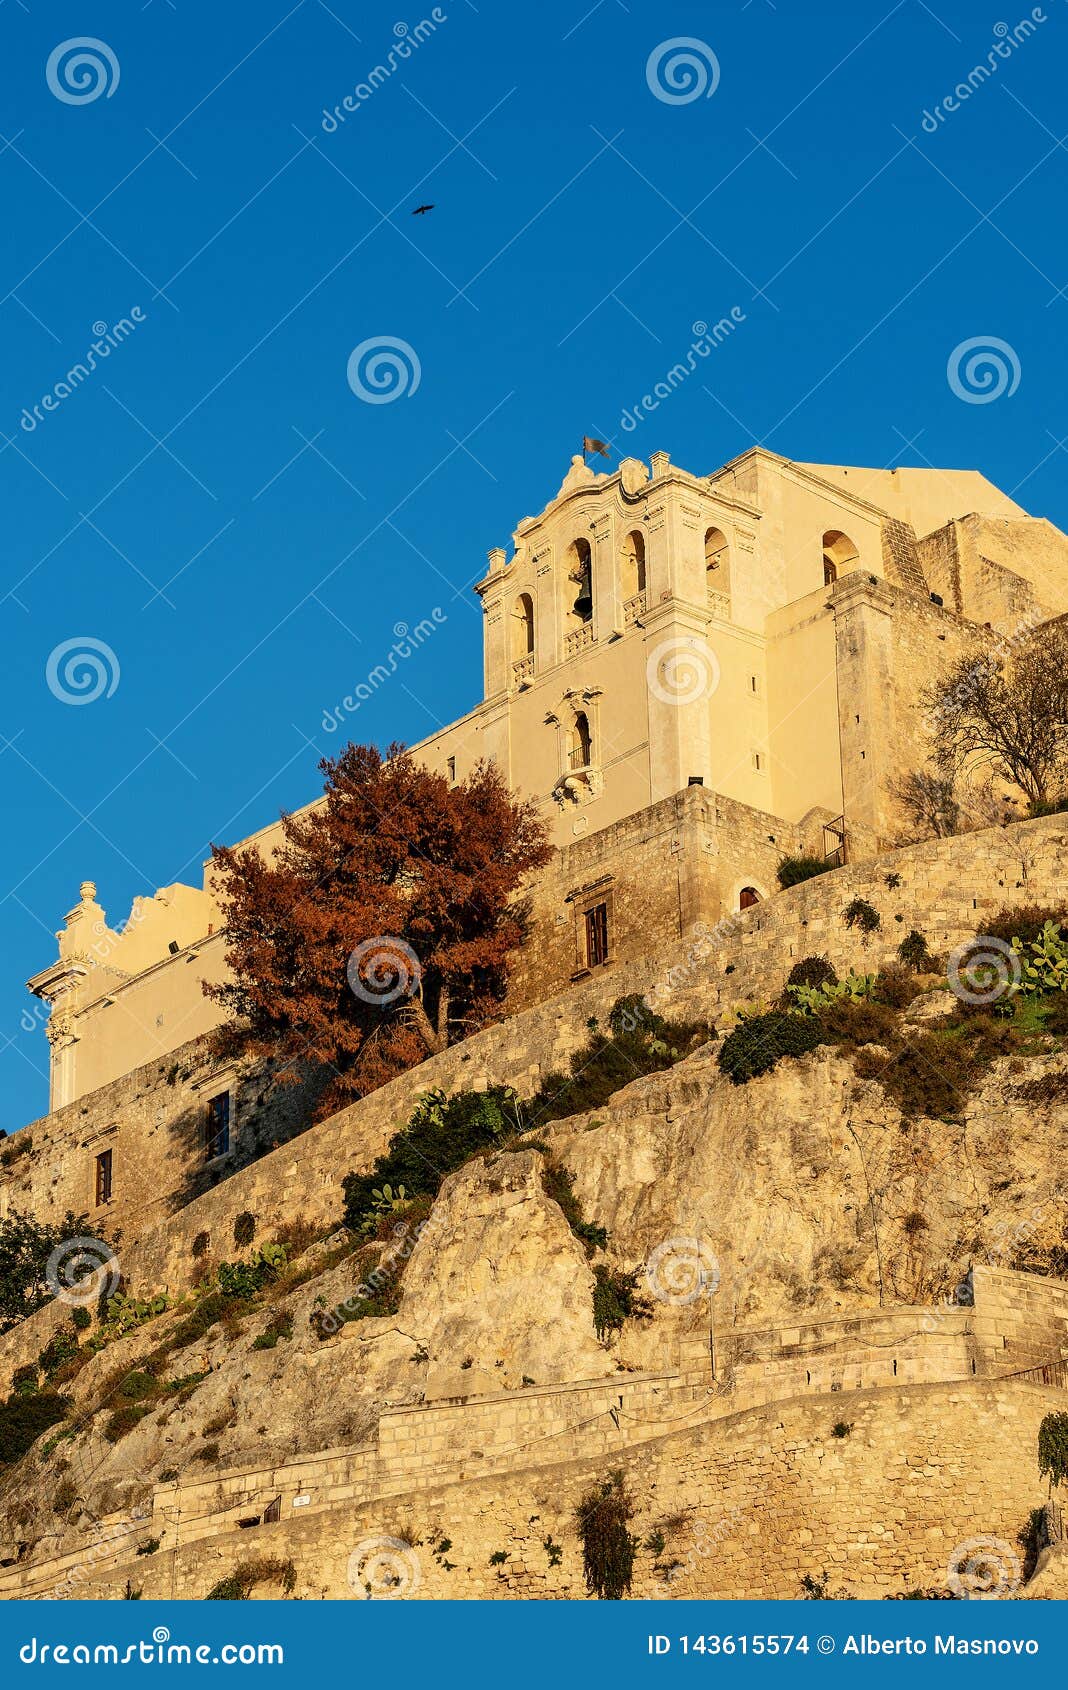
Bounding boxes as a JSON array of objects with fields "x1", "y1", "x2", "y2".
[
  {"x1": 4, "y1": 1269, "x2": 1066, "y2": 1599},
  {"x1": 5, "y1": 1374, "x2": 1062, "y2": 1600}
]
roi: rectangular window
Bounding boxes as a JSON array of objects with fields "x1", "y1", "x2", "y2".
[
  {"x1": 95, "y1": 1149, "x2": 113, "y2": 1207},
  {"x1": 584, "y1": 902, "x2": 610, "y2": 969},
  {"x1": 447, "y1": 756, "x2": 456, "y2": 783},
  {"x1": 205, "y1": 1091, "x2": 230, "y2": 1160}
]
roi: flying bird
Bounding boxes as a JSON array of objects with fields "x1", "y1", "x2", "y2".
[{"x1": 412, "y1": 204, "x2": 435, "y2": 216}]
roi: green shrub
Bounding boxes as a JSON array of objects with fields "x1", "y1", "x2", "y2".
[
  {"x1": 777, "y1": 855, "x2": 831, "y2": 889},
  {"x1": 982, "y1": 906, "x2": 1067, "y2": 949},
  {"x1": 0, "y1": 1391, "x2": 68, "y2": 1464},
  {"x1": 853, "y1": 1016, "x2": 1016, "y2": 1120},
  {"x1": 898, "y1": 929, "x2": 934, "y2": 971},
  {"x1": 1039, "y1": 1411, "x2": 1068, "y2": 1490},
  {"x1": 577, "y1": 1473, "x2": 638, "y2": 1600},
  {"x1": 872, "y1": 964, "x2": 919, "y2": 1010},
  {"x1": 167, "y1": 1290, "x2": 233, "y2": 1352},
  {"x1": 542, "y1": 1164, "x2": 607, "y2": 1256},
  {"x1": 785, "y1": 955, "x2": 838, "y2": 992},
  {"x1": 342, "y1": 1086, "x2": 519, "y2": 1233},
  {"x1": 39, "y1": 1329, "x2": 80, "y2": 1378},
  {"x1": 1028, "y1": 796, "x2": 1068, "y2": 817},
  {"x1": 717, "y1": 1012, "x2": 823, "y2": 1085},
  {"x1": 71, "y1": 1306, "x2": 92, "y2": 1332},
  {"x1": 206, "y1": 1558, "x2": 296, "y2": 1599},
  {"x1": 527, "y1": 997, "x2": 708, "y2": 1129},
  {"x1": 0, "y1": 1210, "x2": 110, "y2": 1334},
  {"x1": 251, "y1": 1312, "x2": 294, "y2": 1352},
  {"x1": 592, "y1": 1266, "x2": 649, "y2": 1342},
  {"x1": 843, "y1": 898, "x2": 880, "y2": 933},
  {"x1": 216, "y1": 1245, "x2": 287, "y2": 1300}
]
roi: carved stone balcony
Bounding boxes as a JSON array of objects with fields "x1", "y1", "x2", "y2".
[
  {"x1": 565, "y1": 624, "x2": 595, "y2": 657},
  {"x1": 622, "y1": 591, "x2": 646, "y2": 626},
  {"x1": 511, "y1": 654, "x2": 534, "y2": 686},
  {"x1": 706, "y1": 588, "x2": 731, "y2": 620}
]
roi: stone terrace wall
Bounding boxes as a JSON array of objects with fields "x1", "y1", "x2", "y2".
[
  {"x1": 971, "y1": 1263, "x2": 1068, "y2": 1371},
  {"x1": 7, "y1": 1269, "x2": 1067, "y2": 1599},
  {"x1": 6, "y1": 1374, "x2": 1063, "y2": 1600}
]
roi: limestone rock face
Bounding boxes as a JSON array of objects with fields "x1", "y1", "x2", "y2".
[
  {"x1": 1, "y1": 1041, "x2": 1065, "y2": 1573},
  {"x1": 400, "y1": 1150, "x2": 609, "y2": 1398}
]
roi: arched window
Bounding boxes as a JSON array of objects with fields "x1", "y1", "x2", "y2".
[
  {"x1": 619, "y1": 530, "x2": 646, "y2": 601},
  {"x1": 566, "y1": 538, "x2": 594, "y2": 626},
  {"x1": 739, "y1": 886, "x2": 761, "y2": 911},
  {"x1": 704, "y1": 527, "x2": 730, "y2": 595},
  {"x1": 570, "y1": 711, "x2": 592, "y2": 770},
  {"x1": 511, "y1": 593, "x2": 535, "y2": 660},
  {"x1": 822, "y1": 530, "x2": 859, "y2": 587}
]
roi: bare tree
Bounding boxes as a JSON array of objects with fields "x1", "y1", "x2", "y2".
[
  {"x1": 921, "y1": 623, "x2": 1068, "y2": 806},
  {"x1": 890, "y1": 767, "x2": 960, "y2": 839}
]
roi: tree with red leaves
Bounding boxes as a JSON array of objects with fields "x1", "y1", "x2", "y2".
[{"x1": 204, "y1": 743, "x2": 551, "y2": 1116}]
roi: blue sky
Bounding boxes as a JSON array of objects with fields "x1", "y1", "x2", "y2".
[{"x1": 2, "y1": 0, "x2": 1067, "y2": 1128}]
